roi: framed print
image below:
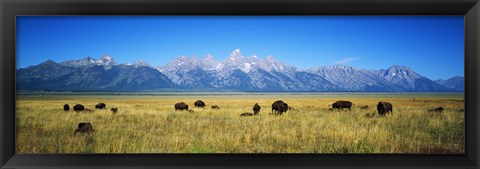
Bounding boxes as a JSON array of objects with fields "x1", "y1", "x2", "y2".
[{"x1": 1, "y1": 0, "x2": 479, "y2": 168}]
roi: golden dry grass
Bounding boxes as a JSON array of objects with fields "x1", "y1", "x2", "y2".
[{"x1": 16, "y1": 93, "x2": 464, "y2": 153}]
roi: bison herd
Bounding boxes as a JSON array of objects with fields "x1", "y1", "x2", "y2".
[
  {"x1": 63, "y1": 103, "x2": 116, "y2": 135},
  {"x1": 64, "y1": 103, "x2": 118, "y2": 113},
  {"x1": 64, "y1": 100, "x2": 446, "y2": 118},
  {"x1": 174, "y1": 100, "x2": 291, "y2": 117},
  {"x1": 171, "y1": 99, "x2": 447, "y2": 117},
  {"x1": 65, "y1": 99, "x2": 450, "y2": 135}
]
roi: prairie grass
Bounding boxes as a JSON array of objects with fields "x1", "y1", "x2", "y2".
[{"x1": 16, "y1": 93, "x2": 464, "y2": 153}]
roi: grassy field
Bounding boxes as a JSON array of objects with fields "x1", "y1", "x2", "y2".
[{"x1": 16, "y1": 92, "x2": 465, "y2": 153}]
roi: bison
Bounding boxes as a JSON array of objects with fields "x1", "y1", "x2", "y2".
[
  {"x1": 240, "y1": 112, "x2": 254, "y2": 117},
  {"x1": 95, "y1": 103, "x2": 106, "y2": 109},
  {"x1": 74, "y1": 122, "x2": 94, "y2": 134},
  {"x1": 64, "y1": 104, "x2": 70, "y2": 111},
  {"x1": 428, "y1": 107, "x2": 444, "y2": 113},
  {"x1": 194, "y1": 100, "x2": 206, "y2": 108},
  {"x1": 332, "y1": 101, "x2": 353, "y2": 110},
  {"x1": 73, "y1": 104, "x2": 85, "y2": 112},
  {"x1": 359, "y1": 105, "x2": 369, "y2": 110},
  {"x1": 188, "y1": 110, "x2": 195, "y2": 113},
  {"x1": 377, "y1": 101, "x2": 393, "y2": 116},
  {"x1": 175, "y1": 102, "x2": 189, "y2": 111},
  {"x1": 253, "y1": 103, "x2": 261, "y2": 115},
  {"x1": 110, "y1": 108, "x2": 118, "y2": 113},
  {"x1": 211, "y1": 105, "x2": 220, "y2": 109},
  {"x1": 272, "y1": 100, "x2": 288, "y2": 115}
]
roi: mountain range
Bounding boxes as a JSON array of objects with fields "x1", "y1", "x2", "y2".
[{"x1": 16, "y1": 49, "x2": 464, "y2": 92}]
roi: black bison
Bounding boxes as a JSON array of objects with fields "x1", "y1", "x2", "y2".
[
  {"x1": 110, "y1": 108, "x2": 118, "y2": 113},
  {"x1": 211, "y1": 105, "x2": 220, "y2": 109},
  {"x1": 73, "y1": 104, "x2": 85, "y2": 112},
  {"x1": 175, "y1": 102, "x2": 189, "y2": 111},
  {"x1": 272, "y1": 100, "x2": 288, "y2": 115},
  {"x1": 240, "y1": 112, "x2": 254, "y2": 117},
  {"x1": 194, "y1": 100, "x2": 206, "y2": 108},
  {"x1": 359, "y1": 105, "x2": 369, "y2": 110},
  {"x1": 95, "y1": 103, "x2": 106, "y2": 109},
  {"x1": 377, "y1": 101, "x2": 393, "y2": 116},
  {"x1": 428, "y1": 107, "x2": 444, "y2": 113},
  {"x1": 74, "y1": 122, "x2": 94, "y2": 134},
  {"x1": 332, "y1": 101, "x2": 353, "y2": 110},
  {"x1": 64, "y1": 104, "x2": 70, "y2": 111},
  {"x1": 253, "y1": 103, "x2": 261, "y2": 115}
]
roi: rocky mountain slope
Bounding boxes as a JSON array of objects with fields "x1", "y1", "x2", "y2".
[{"x1": 17, "y1": 50, "x2": 462, "y2": 92}]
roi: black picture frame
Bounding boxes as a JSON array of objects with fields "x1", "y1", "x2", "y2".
[{"x1": 1, "y1": 0, "x2": 479, "y2": 168}]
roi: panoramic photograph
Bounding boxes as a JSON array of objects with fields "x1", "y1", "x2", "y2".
[{"x1": 16, "y1": 16, "x2": 464, "y2": 153}]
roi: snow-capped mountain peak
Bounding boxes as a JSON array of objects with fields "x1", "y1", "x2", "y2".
[
  {"x1": 232, "y1": 48, "x2": 241, "y2": 55},
  {"x1": 371, "y1": 65, "x2": 450, "y2": 91},
  {"x1": 382, "y1": 65, "x2": 422, "y2": 80},
  {"x1": 60, "y1": 55, "x2": 116, "y2": 68},
  {"x1": 102, "y1": 55, "x2": 113, "y2": 61},
  {"x1": 132, "y1": 59, "x2": 151, "y2": 67},
  {"x1": 173, "y1": 56, "x2": 190, "y2": 66},
  {"x1": 227, "y1": 48, "x2": 245, "y2": 61},
  {"x1": 257, "y1": 55, "x2": 296, "y2": 74},
  {"x1": 97, "y1": 55, "x2": 116, "y2": 68},
  {"x1": 202, "y1": 54, "x2": 219, "y2": 70}
]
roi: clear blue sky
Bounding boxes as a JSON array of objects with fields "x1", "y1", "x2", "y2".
[{"x1": 16, "y1": 16, "x2": 464, "y2": 80}]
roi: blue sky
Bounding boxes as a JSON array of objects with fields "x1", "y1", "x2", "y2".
[{"x1": 16, "y1": 16, "x2": 464, "y2": 80}]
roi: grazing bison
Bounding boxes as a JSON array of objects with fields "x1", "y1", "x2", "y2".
[
  {"x1": 240, "y1": 112, "x2": 254, "y2": 117},
  {"x1": 211, "y1": 105, "x2": 220, "y2": 109},
  {"x1": 63, "y1": 104, "x2": 70, "y2": 111},
  {"x1": 377, "y1": 102, "x2": 393, "y2": 116},
  {"x1": 175, "y1": 102, "x2": 189, "y2": 111},
  {"x1": 188, "y1": 110, "x2": 195, "y2": 113},
  {"x1": 359, "y1": 105, "x2": 369, "y2": 110},
  {"x1": 73, "y1": 104, "x2": 85, "y2": 112},
  {"x1": 95, "y1": 103, "x2": 106, "y2": 109},
  {"x1": 272, "y1": 100, "x2": 288, "y2": 115},
  {"x1": 194, "y1": 100, "x2": 206, "y2": 108},
  {"x1": 332, "y1": 101, "x2": 353, "y2": 110},
  {"x1": 110, "y1": 108, "x2": 118, "y2": 113},
  {"x1": 428, "y1": 107, "x2": 444, "y2": 113},
  {"x1": 253, "y1": 103, "x2": 261, "y2": 115},
  {"x1": 74, "y1": 122, "x2": 94, "y2": 134}
]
